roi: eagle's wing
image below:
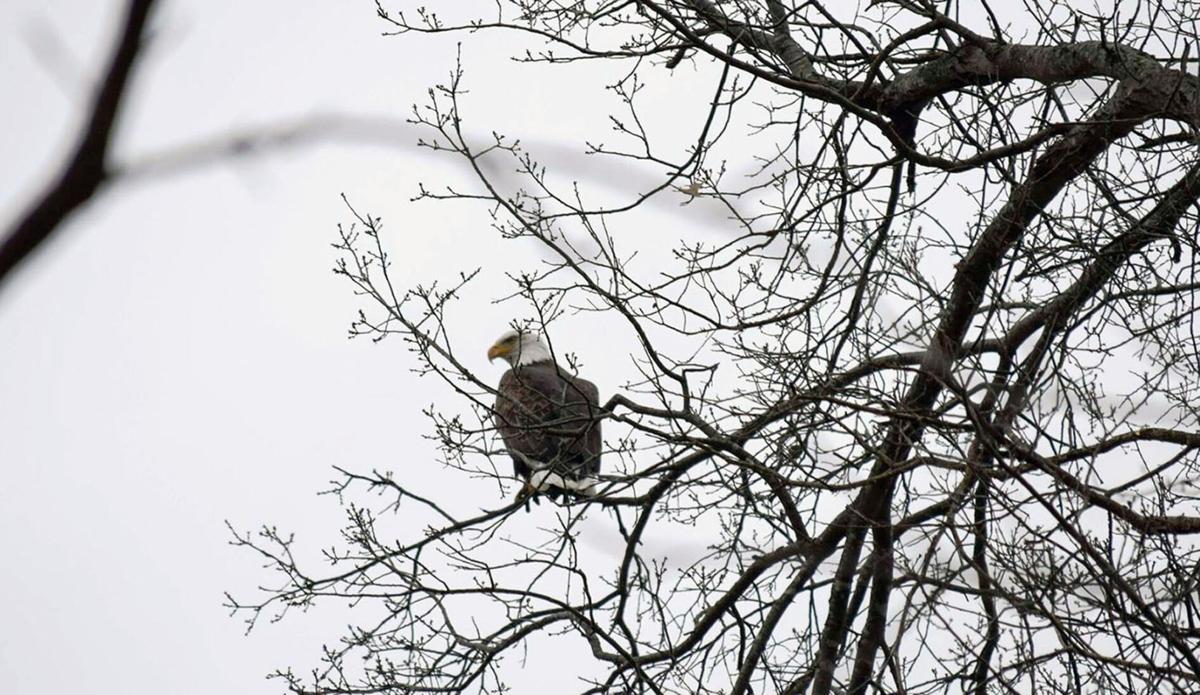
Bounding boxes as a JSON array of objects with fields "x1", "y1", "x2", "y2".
[{"x1": 561, "y1": 374, "x2": 602, "y2": 478}]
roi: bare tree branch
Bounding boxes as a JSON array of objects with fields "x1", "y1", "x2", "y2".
[{"x1": 0, "y1": 0, "x2": 156, "y2": 290}]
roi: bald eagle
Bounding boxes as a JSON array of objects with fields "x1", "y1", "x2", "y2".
[{"x1": 487, "y1": 330, "x2": 602, "y2": 502}]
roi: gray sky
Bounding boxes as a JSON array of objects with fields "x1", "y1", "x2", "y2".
[
  {"x1": 0, "y1": 2, "x2": 733, "y2": 693},
  {"x1": 5, "y1": 2, "x2": 1186, "y2": 694}
]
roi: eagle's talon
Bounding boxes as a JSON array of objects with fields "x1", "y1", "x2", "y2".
[{"x1": 515, "y1": 480, "x2": 536, "y2": 512}]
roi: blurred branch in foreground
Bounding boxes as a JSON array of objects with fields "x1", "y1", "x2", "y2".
[{"x1": 0, "y1": 0, "x2": 156, "y2": 291}]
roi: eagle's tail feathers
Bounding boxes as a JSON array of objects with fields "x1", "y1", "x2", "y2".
[{"x1": 528, "y1": 469, "x2": 599, "y2": 496}]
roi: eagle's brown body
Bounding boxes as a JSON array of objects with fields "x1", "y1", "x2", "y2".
[{"x1": 494, "y1": 360, "x2": 602, "y2": 496}]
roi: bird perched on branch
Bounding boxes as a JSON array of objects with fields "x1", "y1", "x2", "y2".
[{"x1": 487, "y1": 329, "x2": 602, "y2": 504}]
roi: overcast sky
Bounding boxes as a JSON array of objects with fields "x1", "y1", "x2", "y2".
[
  {"x1": 7, "y1": 1, "x2": 1182, "y2": 693},
  {"x1": 0, "y1": 2, "x2": 745, "y2": 693}
]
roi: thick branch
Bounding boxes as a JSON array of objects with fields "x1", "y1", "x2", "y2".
[{"x1": 0, "y1": 0, "x2": 156, "y2": 290}]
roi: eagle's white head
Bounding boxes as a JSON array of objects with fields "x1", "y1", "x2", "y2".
[{"x1": 487, "y1": 329, "x2": 553, "y2": 367}]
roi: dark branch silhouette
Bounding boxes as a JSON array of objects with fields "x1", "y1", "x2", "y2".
[{"x1": 0, "y1": 0, "x2": 156, "y2": 290}]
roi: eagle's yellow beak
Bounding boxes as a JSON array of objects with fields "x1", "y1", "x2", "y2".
[{"x1": 487, "y1": 342, "x2": 510, "y2": 362}]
